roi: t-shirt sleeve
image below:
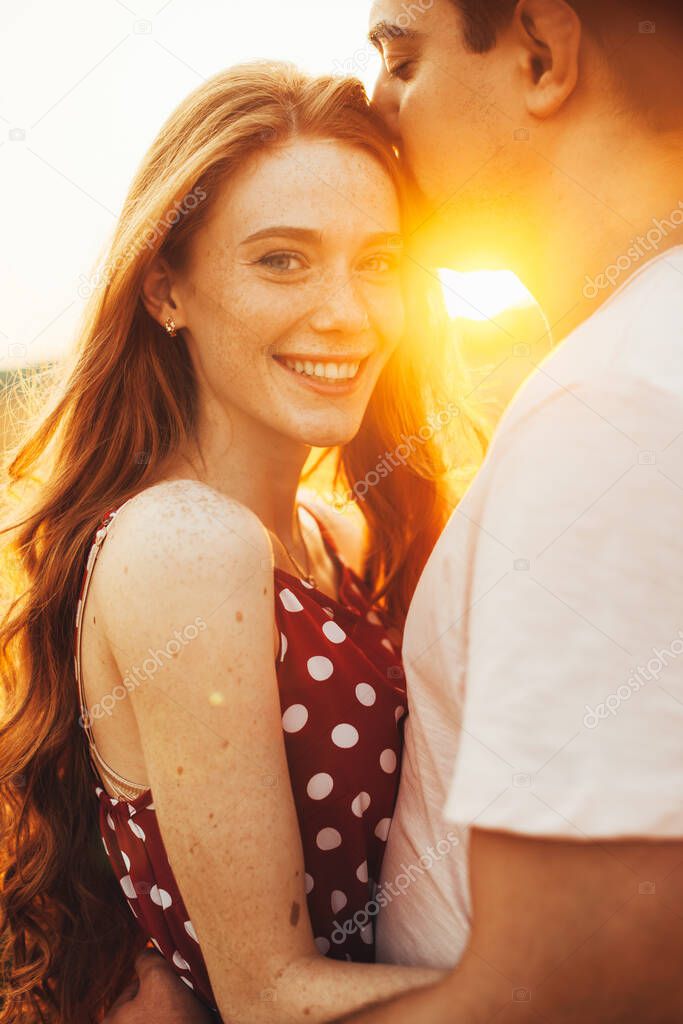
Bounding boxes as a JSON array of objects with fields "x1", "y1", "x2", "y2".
[{"x1": 443, "y1": 376, "x2": 683, "y2": 839}]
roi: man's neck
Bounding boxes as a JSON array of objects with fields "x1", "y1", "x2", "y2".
[{"x1": 519, "y1": 130, "x2": 683, "y2": 343}]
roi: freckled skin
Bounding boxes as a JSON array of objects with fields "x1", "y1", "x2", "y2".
[
  {"x1": 92, "y1": 146, "x2": 427, "y2": 1023},
  {"x1": 164, "y1": 139, "x2": 404, "y2": 455}
]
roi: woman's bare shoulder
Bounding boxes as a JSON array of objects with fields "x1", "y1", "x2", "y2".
[
  {"x1": 90, "y1": 479, "x2": 275, "y2": 654},
  {"x1": 100, "y1": 478, "x2": 271, "y2": 571}
]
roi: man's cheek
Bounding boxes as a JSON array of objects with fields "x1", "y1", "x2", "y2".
[
  {"x1": 399, "y1": 88, "x2": 436, "y2": 148},
  {"x1": 399, "y1": 90, "x2": 448, "y2": 182}
]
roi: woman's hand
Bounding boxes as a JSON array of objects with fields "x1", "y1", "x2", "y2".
[{"x1": 103, "y1": 949, "x2": 214, "y2": 1024}]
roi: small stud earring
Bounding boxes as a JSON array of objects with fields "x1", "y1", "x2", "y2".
[{"x1": 164, "y1": 316, "x2": 178, "y2": 337}]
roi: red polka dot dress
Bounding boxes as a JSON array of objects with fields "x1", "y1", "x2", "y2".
[{"x1": 74, "y1": 501, "x2": 407, "y2": 1018}]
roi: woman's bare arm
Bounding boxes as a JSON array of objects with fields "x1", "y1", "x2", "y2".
[{"x1": 100, "y1": 481, "x2": 443, "y2": 1024}]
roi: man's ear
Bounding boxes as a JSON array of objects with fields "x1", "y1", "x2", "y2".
[
  {"x1": 512, "y1": 0, "x2": 581, "y2": 119},
  {"x1": 141, "y1": 257, "x2": 185, "y2": 331}
]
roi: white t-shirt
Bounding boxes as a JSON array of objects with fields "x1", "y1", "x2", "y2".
[{"x1": 376, "y1": 246, "x2": 683, "y2": 970}]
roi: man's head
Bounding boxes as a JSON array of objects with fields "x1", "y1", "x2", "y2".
[{"x1": 368, "y1": 0, "x2": 683, "y2": 273}]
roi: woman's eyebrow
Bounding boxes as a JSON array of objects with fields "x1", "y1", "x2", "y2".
[
  {"x1": 368, "y1": 20, "x2": 420, "y2": 48},
  {"x1": 363, "y1": 232, "x2": 405, "y2": 249},
  {"x1": 240, "y1": 228, "x2": 404, "y2": 248},
  {"x1": 240, "y1": 226, "x2": 323, "y2": 245}
]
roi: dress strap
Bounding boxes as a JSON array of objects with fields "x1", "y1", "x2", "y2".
[
  {"x1": 297, "y1": 502, "x2": 345, "y2": 572},
  {"x1": 74, "y1": 497, "x2": 149, "y2": 801}
]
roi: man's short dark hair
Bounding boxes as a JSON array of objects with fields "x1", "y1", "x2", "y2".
[
  {"x1": 451, "y1": 0, "x2": 516, "y2": 53},
  {"x1": 451, "y1": 0, "x2": 681, "y2": 54}
]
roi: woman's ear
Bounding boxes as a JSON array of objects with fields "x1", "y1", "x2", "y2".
[
  {"x1": 512, "y1": 0, "x2": 582, "y2": 119},
  {"x1": 141, "y1": 257, "x2": 185, "y2": 331}
]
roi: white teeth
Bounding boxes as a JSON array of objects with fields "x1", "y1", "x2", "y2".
[
  {"x1": 337, "y1": 360, "x2": 360, "y2": 376},
  {"x1": 281, "y1": 358, "x2": 362, "y2": 381}
]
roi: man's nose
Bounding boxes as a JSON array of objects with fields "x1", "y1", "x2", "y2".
[{"x1": 371, "y1": 73, "x2": 401, "y2": 143}]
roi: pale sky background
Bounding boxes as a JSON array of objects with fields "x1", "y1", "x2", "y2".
[{"x1": 0, "y1": 0, "x2": 532, "y2": 370}]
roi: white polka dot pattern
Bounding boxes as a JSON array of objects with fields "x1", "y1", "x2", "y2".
[
  {"x1": 331, "y1": 890, "x2": 348, "y2": 913},
  {"x1": 282, "y1": 704, "x2": 309, "y2": 733},
  {"x1": 279, "y1": 589, "x2": 304, "y2": 613},
  {"x1": 120, "y1": 875, "x2": 136, "y2": 899},
  {"x1": 351, "y1": 792, "x2": 371, "y2": 818},
  {"x1": 307, "y1": 773, "x2": 334, "y2": 800},
  {"x1": 322, "y1": 621, "x2": 347, "y2": 644},
  {"x1": 355, "y1": 683, "x2": 376, "y2": 707},
  {"x1": 150, "y1": 885, "x2": 172, "y2": 910},
  {"x1": 307, "y1": 656, "x2": 334, "y2": 681},
  {"x1": 374, "y1": 818, "x2": 392, "y2": 842},
  {"x1": 331, "y1": 723, "x2": 359, "y2": 748},
  {"x1": 88, "y1": 502, "x2": 407, "y2": 1011},
  {"x1": 316, "y1": 827, "x2": 342, "y2": 851},
  {"x1": 173, "y1": 951, "x2": 190, "y2": 971}
]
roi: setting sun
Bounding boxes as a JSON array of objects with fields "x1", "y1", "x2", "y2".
[{"x1": 439, "y1": 269, "x2": 536, "y2": 322}]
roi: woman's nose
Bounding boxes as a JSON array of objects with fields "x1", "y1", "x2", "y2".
[{"x1": 308, "y1": 276, "x2": 370, "y2": 336}]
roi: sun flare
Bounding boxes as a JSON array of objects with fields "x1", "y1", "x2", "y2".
[{"x1": 439, "y1": 269, "x2": 536, "y2": 322}]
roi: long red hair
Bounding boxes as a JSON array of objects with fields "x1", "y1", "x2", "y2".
[{"x1": 0, "y1": 63, "x2": 485, "y2": 1022}]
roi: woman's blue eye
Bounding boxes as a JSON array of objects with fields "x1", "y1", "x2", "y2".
[
  {"x1": 360, "y1": 254, "x2": 401, "y2": 274},
  {"x1": 258, "y1": 252, "x2": 304, "y2": 271}
]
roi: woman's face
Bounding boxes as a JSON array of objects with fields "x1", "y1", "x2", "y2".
[{"x1": 172, "y1": 137, "x2": 406, "y2": 449}]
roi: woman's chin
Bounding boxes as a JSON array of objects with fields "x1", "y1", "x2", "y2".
[{"x1": 289, "y1": 419, "x2": 363, "y2": 450}]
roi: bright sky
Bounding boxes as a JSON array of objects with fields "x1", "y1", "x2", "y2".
[{"x1": 0, "y1": 0, "x2": 532, "y2": 370}]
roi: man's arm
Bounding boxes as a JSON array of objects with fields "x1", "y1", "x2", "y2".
[{"x1": 335, "y1": 828, "x2": 683, "y2": 1023}]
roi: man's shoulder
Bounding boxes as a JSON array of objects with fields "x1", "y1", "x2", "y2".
[
  {"x1": 493, "y1": 249, "x2": 683, "y2": 448},
  {"x1": 405, "y1": 250, "x2": 683, "y2": 635},
  {"x1": 582, "y1": 245, "x2": 683, "y2": 397}
]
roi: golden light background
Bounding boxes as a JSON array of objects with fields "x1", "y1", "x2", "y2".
[{"x1": 0, "y1": 0, "x2": 546, "y2": 440}]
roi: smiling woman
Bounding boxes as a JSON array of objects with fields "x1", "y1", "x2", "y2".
[
  {"x1": 140, "y1": 133, "x2": 408, "y2": 451},
  {"x1": 0, "y1": 62, "x2": 485, "y2": 1024}
]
